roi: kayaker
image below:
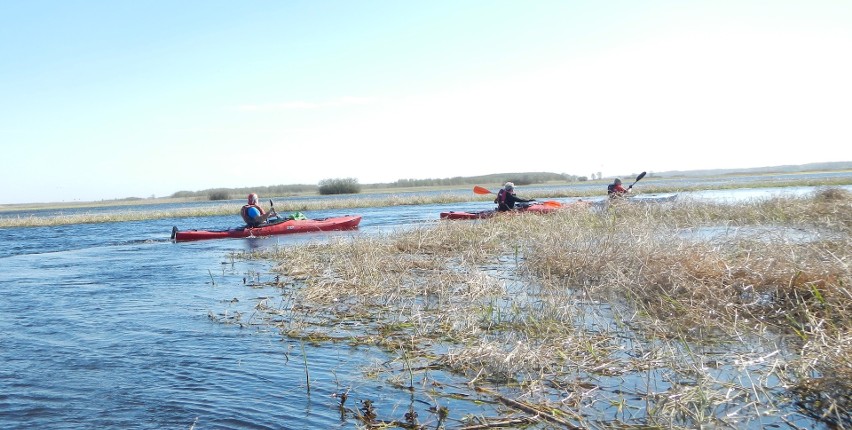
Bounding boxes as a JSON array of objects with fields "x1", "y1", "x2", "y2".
[
  {"x1": 240, "y1": 193, "x2": 277, "y2": 227},
  {"x1": 495, "y1": 182, "x2": 535, "y2": 211},
  {"x1": 607, "y1": 178, "x2": 632, "y2": 199}
]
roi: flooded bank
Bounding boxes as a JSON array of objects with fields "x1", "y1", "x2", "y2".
[{"x1": 2, "y1": 185, "x2": 849, "y2": 428}]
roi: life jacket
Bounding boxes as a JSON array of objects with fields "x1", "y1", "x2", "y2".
[
  {"x1": 608, "y1": 183, "x2": 626, "y2": 199},
  {"x1": 241, "y1": 204, "x2": 265, "y2": 226},
  {"x1": 495, "y1": 189, "x2": 511, "y2": 211}
]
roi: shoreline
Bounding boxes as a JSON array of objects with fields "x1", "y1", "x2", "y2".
[
  {"x1": 3, "y1": 169, "x2": 851, "y2": 212},
  {"x1": 2, "y1": 172, "x2": 851, "y2": 228}
]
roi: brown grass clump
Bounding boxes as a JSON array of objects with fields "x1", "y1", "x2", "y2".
[
  {"x1": 253, "y1": 227, "x2": 508, "y2": 347},
  {"x1": 791, "y1": 335, "x2": 852, "y2": 429},
  {"x1": 230, "y1": 189, "x2": 851, "y2": 428}
]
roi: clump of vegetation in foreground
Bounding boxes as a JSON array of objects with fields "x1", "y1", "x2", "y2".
[{"x1": 225, "y1": 188, "x2": 851, "y2": 429}]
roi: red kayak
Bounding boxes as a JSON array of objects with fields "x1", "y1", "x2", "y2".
[
  {"x1": 171, "y1": 215, "x2": 362, "y2": 242},
  {"x1": 440, "y1": 201, "x2": 586, "y2": 220}
]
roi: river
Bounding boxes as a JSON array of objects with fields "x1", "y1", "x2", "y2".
[{"x1": 1, "y1": 181, "x2": 850, "y2": 429}]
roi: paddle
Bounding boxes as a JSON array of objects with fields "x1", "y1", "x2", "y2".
[
  {"x1": 628, "y1": 171, "x2": 647, "y2": 190},
  {"x1": 473, "y1": 186, "x2": 561, "y2": 207},
  {"x1": 268, "y1": 199, "x2": 280, "y2": 220},
  {"x1": 473, "y1": 186, "x2": 494, "y2": 195}
]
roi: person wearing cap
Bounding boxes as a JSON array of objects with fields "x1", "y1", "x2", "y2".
[
  {"x1": 607, "y1": 178, "x2": 632, "y2": 199},
  {"x1": 495, "y1": 182, "x2": 535, "y2": 211},
  {"x1": 240, "y1": 193, "x2": 277, "y2": 227}
]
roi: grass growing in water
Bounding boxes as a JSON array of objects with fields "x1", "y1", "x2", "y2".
[
  {"x1": 0, "y1": 193, "x2": 474, "y2": 228},
  {"x1": 224, "y1": 188, "x2": 851, "y2": 428},
  {"x1": 4, "y1": 173, "x2": 850, "y2": 228}
]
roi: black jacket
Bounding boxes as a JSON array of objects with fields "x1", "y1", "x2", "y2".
[{"x1": 495, "y1": 189, "x2": 533, "y2": 211}]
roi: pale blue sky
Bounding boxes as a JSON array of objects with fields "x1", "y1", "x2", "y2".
[{"x1": 2, "y1": 1, "x2": 850, "y2": 204}]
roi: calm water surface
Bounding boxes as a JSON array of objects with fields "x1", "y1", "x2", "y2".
[{"x1": 1, "y1": 184, "x2": 850, "y2": 429}]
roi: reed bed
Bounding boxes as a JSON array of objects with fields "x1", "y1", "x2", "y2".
[
  {"x1": 529, "y1": 176, "x2": 852, "y2": 200},
  {"x1": 0, "y1": 204, "x2": 243, "y2": 227},
  {"x1": 0, "y1": 193, "x2": 481, "y2": 228},
  {"x1": 5, "y1": 174, "x2": 850, "y2": 228},
  {"x1": 223, "y1": 188, "x2": 850, "y2": 428}
]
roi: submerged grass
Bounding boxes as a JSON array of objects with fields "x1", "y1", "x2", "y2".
[{"x1": 224, "y1": 187, "x2": 851, "y2": 428}]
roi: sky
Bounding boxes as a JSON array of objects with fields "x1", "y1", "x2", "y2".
[{"x1": 1, "y1": 1, "x2": 851, "y2": 204}]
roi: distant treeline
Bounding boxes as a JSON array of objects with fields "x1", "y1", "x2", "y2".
[
  {"x1": 655, "y1": 161, "x2": 852, "y2": 178},
  {"x1": 168, "y1": 162, "x2": 852, "y2": 200},
  {"x1": 171, "y1": 184, "x2": 318, "y2": 201},
  {"x1": 170, "y1": 172, "x2": 587, "y2": 200},
  {"x1": 368, "y1": 172, "x2": 585, "y2": 189}
]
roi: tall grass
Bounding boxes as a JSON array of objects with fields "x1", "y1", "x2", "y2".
[
  {"x1": 3, "y1": 175, "x2": 850, "y2": 227},
  {"x1": 0, "y1": 204, "x2": 243, "y2": 228},
  {"x1": 228, "y1": 188, "x2": 850, "y2": 428},
  {"x1": 0, "y1": 193, "x2": 472, "y2": 228}
]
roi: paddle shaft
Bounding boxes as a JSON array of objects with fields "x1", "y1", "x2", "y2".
[
  {"x1": 269, "y1": 199, "x2": 279, "y2": 219},
  {"x1": 628, "y1": 171, "x2": 647, "y2": 189}
]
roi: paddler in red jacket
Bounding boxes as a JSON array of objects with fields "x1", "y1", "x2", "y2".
[
  {"x1": 607, "y1": 178, "x2": 632, "y2": 199},
  {"x1": 240, "y1": 193, "x2": 277, "y2": 227}
]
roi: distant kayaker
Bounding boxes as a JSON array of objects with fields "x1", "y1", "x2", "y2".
[
  {"x1": 495, "y1": 182, "x2": 535, "y2": 211},
  {"x1": 240, "y1": 193, "x2": 277, "y2": 227},
  {"x1": 607, "y1": 178, "x2": 632, "y2": 199}
]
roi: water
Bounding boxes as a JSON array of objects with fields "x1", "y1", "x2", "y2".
[
  {"x1": 1, "y1": 182, "x2": 850, "y2": 429},
  {"x1": 2, "y1": 202, "x2": 513, "y2": 429}
]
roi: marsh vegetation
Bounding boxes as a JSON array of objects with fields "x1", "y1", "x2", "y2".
[
  {"x1": 2, "y1": 173, "x2": 850, "y2": 228},
  {"x1": 222, "y1": 188, "x2": 851, "y2": 428}
]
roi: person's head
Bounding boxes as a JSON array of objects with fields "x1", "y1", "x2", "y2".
[
  {"x1": 504, "y1": 182, "x2": 515, "y2": 192},
  {"x1": 614, "y1": 178, "x2": 622, "y2": 185},
  {"x1": 248, "y1": 193, "x2": 259, "y2": 205}
]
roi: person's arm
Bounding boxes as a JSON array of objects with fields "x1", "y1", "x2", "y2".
[
  {"x1": 509, "y1": 194, "x2": 533, "y2": 206},
  {"x1": 517, "y1": 193, "x2": 535, "y2": 203},
  {"x1": 247, "y1": 205, "x2": 276, "y2": 224},
  {"x1": 260, "y1": 207, "x2": 277, "y2": 222}
]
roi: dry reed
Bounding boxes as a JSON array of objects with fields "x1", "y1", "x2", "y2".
[
  {"x1": 5, "y1": 174, "x2": 849, "y2": 228},
  {"x1": 0, "y1": 193, "x2": 475, "y2": 228},
  {"x1": 223, "y1": 188, "x2": 852, "y2": 428}
]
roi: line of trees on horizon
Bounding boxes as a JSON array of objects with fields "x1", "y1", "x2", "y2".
[
  {"x1": 170, "y1": 161, "x2": 851, "y2": 201},
  {"x1": 170, "y1": 172, "x2": 587, "y2": 201}
]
